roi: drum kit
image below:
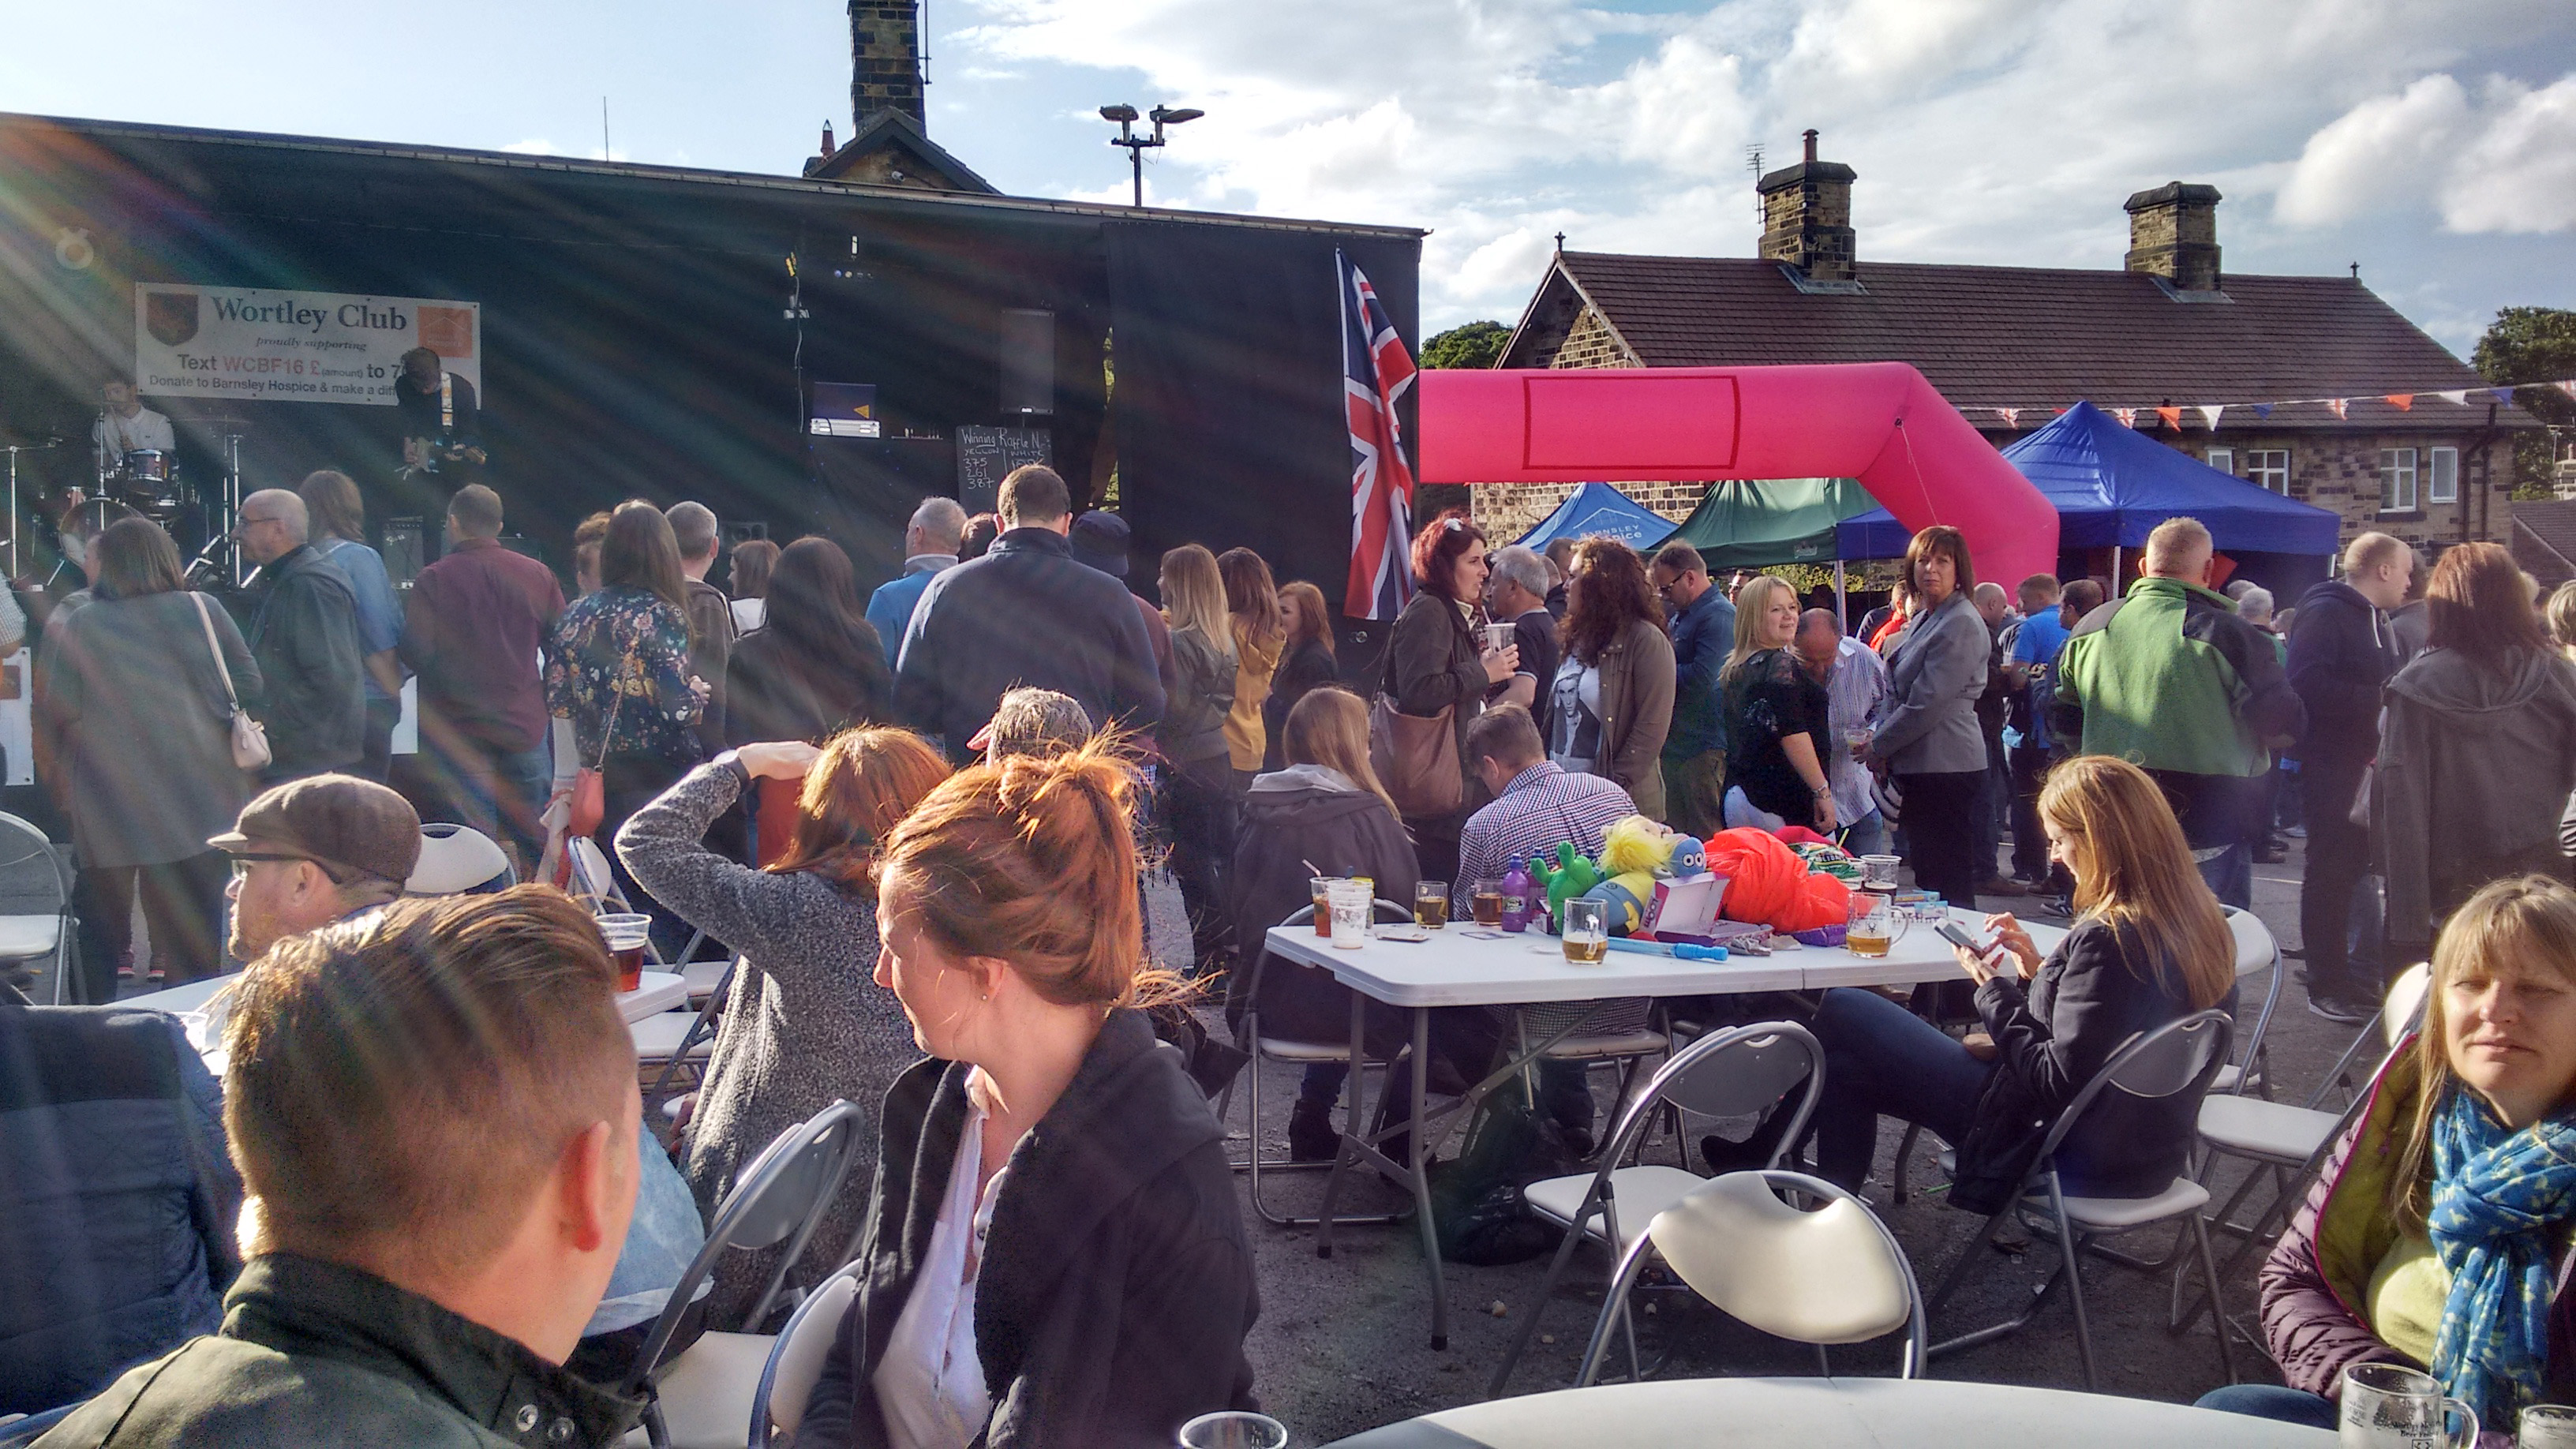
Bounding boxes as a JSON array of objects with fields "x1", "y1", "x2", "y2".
[{"x1": 0, "y1": 416, "x2": 245, "y2": 584}]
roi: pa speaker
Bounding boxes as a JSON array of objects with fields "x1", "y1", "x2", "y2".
[{"x1": 999, "y1": 309, "x2": 1054, "y2": 416}]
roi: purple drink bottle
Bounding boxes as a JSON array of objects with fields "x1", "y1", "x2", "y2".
[{"x1": 1499, "y1": 857, "x2": 1537, "y2": 934}]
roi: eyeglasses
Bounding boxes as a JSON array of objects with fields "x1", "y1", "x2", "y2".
[{"x1": 229, "y1": 852, "x2": 349, "y2": 885}]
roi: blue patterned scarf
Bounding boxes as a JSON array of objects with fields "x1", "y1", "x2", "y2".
[{"x1": 2427, "y1": 1085, "x2": 2576, "y2": 1424}]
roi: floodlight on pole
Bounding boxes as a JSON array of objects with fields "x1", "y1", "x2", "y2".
[{"x1": 1102, "y1": 102, "x2": 1203, "y2": 208}]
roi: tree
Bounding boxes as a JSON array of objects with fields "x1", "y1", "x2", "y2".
[
  {"x1": 1421, "y1": 320, "x2": 1509, "y2": 370},
  {"x1": 2472, "y1": 306, "x2": 2576, "y2": 499}
]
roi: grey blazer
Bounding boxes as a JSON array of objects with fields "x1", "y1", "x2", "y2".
[{"x1": 1872, "y1": 590, "x2": 1989, "y2": 775}]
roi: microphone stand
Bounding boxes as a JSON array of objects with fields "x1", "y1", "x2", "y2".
[{"x1": 2, "y1": 436, "x2": 66, "y2": 579}]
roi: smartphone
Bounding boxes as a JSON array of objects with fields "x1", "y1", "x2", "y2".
[{"x1": 1934, "y1": 919, "x2": 1994, "y2": 954}]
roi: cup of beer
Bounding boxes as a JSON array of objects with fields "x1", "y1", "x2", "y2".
[
  {"x1": 1845, "y1": 894, "x2": 1907, "y2": 959},
  {"x1": 1471, "y1": 878, "x2": 1505, "y2": 927},
  {"x1": 1561, "y1": 897, "x2": 1609, "y2": 964},
  {"x1": 1483, "y1": 623, "x2": 1515, "y2": 655},
  {"x1": 1414, "y1": 880, "x2": 1449, "y2": 929},
  {"x1": 1327, "y1": 879, "x2": 1372, "y2": 950},
  {"x1": 597, "y1": 913, "x2": 653, "y2": 991},
  {"x1": 1309, "y1": 877, "x2": 1339, "y2": 936}
]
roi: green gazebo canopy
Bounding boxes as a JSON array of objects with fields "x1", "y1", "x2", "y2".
[{"x1": 1656, "y1": 478, "x2": 1876, "y2": 568}]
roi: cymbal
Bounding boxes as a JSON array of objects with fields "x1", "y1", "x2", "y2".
[{"x1": 0, "y1": 433, "x2": 69, "y2": 449}]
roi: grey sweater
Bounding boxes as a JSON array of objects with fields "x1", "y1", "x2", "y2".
[{"x1": 614, "y1": 762, "x2": 921, "y2": 1331}]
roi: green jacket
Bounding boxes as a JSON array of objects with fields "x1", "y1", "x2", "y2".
[
  {"x1": 36, "y1": 1254, "x2": 643, "y2": 1448},
  {"x1": 2050, "y1": 576, "x2": 2304, "y2": 781}
]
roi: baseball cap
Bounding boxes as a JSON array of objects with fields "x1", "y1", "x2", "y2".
[
  {"x1": 209, "y1": 774, "x2": 423, "y2": 886},
  {"x1": 1068, "y1": 511, "x2": 1131, "y2": 577}
]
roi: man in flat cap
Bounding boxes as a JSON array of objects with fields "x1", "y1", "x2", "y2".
[{"x1": 212, "y1": 773, "x2": 421, "y2": 962}]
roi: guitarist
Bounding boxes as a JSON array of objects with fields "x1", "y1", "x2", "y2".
[{"x1": 394, "y1": 347, "x2": 486, "y2": 478}]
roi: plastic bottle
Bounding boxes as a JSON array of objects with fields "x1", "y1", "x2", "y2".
[{"x1": 1499, "y1": 857, "x2": 1536, "y2": 934}]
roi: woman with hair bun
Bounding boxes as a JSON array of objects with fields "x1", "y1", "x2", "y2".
[{"x1": 801, "y1": 736, "x2": 1260, "y2": 1449}]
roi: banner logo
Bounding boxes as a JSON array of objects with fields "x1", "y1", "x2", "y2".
[{"x1": 145, "y1": 290, "x2": 199, "y2": 346}]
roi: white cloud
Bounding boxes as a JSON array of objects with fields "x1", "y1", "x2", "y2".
[
  {"x1": 500, "y1": 138, "x2": 561, "y2": 155},
  {"x1": 2441, "y1": 74, "x2": 2576, "y2": 233},
  {"x1": 938, "y1": 0, "x2": 2575, "y2": 344}
]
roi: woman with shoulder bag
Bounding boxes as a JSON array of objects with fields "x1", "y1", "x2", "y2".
[
  {"x1": 544, "y1": 501, "x2": 706, "y2": 953},
  {"x1": 33, "y1": 517, "x2": 263, "y2": 993},
  {"x1": 1383, "y1": 510, "x2": 1516, "y2": 885}
]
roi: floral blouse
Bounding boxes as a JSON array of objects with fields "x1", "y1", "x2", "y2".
[{"x1": 545, "y1": 586, "x2": 704, "y2": 764}]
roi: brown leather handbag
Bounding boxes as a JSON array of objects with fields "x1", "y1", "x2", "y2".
[{"x1": 1369, "y1": 612, "x2": 1466, "y2": 817}]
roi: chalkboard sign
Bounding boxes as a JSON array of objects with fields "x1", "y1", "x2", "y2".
[{"x1": 955, "y1": 425, "x2": 1053, "y2": 512}]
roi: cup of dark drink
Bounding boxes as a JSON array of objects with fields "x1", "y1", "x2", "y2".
[{"x1": 597, "y1": 913, "x2": 653, "y2": 992}]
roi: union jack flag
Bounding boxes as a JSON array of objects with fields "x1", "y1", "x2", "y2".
[{"x1": 1339, "y1": 249, "x2": 1417, "y2": 620}]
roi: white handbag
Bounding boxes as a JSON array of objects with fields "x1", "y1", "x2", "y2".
[{"x1": 189, "y1": 590, "x2": 271, "y2": 772}]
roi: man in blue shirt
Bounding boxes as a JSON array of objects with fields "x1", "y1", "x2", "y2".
[
  {"x1": 1649, "y1": 542, "x2": 1735, "y2": 837},
  {"x1": 2001, "y1": 572, "x2": 2072, "y2": 891},
  {"x1": 864, "y1": 496, "x2": 967, "y2": 666}
]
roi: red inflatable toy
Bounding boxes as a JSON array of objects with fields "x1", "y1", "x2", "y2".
[
  {"x1": 1416, "y1": 361, "x2": 2059, "y2": 590},
  {"x1": 1705, "y1": 828, "x2": 1851, "y2": 934}
]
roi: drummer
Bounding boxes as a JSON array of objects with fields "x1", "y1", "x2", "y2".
[{"x1": 92, "y1": 376, "x2": 174, "y2": 477}]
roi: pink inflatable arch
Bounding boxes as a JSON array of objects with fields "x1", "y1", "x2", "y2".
[{"x1": 1417, "y1": 361, "x2": 2058, "y2": 587}]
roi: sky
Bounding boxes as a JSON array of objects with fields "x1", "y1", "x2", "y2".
[{"x1": 6, "y1": 0, "x2": 2573, "y2": 359}]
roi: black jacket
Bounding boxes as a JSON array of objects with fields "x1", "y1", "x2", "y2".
[
  {"x1": 800, "y1": 1009, "x2": 1257, "y2": 1448},
  {"x1": 1261, "y1": 637, "x2": 1339, "y2": 770},
  {"x1": 1951, "y1": 918, "x2": 2230, "y2": 1215},
  {"x1": 239, "y1": 544, "x2": 365, "y2": 773},
  {"x1": 893, "y1": 529, "x2": 1165, "y2": 762},
  {"x1": 33, "y1": 1253, "x2": 641, "y2": 1447},
  {"x1": 2375, "y1": 645, "x2": 2576, "y2": 950},
  {"x1": 1224, "y1": 766, "x2": 1420, "y2": 1040},
  {"x1": 2, "y1": 1007, "x2": 242, "y2": 1417},
  {"x1": 723, "y1": 615, "x2": 892, "y2": 746},
  {"x1": 2286, "y1": 579, "x2": 2399, "y2": 769}
]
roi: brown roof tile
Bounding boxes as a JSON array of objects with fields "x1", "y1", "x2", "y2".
[
  {"x1": 2514, "y1": 500, "x2": 2576, "y2": 587},
  {"x1": 1537, "y1": 253, "x2": 2523, "y2": 429}
]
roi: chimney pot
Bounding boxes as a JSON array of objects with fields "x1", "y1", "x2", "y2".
[
  {"x1": 2122, "y1": 181, "x2": 2223, "y2": 291},
  {"x1": 1757, "y1": 132, "x2": 1858, "y2": 284},
  {"x1": 820, "y1": 121, "x2": 836, "y2": 159}
]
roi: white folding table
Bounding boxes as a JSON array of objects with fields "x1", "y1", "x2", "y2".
[
  {"x1": 1261, "y1": 908, "x2": 2068, "y2": 1350},
  {"x1": 1320, "y1": 1376, "x2": 2333, "y2": 1447},
  {"x1": 125, "y1": 970, "x2": 691, "y2": 1073}
]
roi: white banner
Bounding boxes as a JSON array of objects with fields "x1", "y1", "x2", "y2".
[{"x1": 133, "y1": 284, "x2": 481, "y2": 405}]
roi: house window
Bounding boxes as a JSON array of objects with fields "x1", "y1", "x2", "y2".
[
  {"x1": 2428, "y1": 446, "x2": 2459, "y2": 504},
  {"x1": 2380, "y1": 448, "x2": 2419, "y2": 513},
  {"x1": 2245, "y1": 449, "x2": 2290, "y2": 493},
  {"x1": 2206, "y1": 447, "x2": 2234, "y2": 475}
]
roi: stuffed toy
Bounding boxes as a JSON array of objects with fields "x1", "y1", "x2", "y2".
[
  {"x1": 1578, "y1": 876, "x2": 1651, "y2": 935},
  {"x1": 1528, "y1": 841, "x2": 1602, "y2": 926},
  {"x1": 1664, "y1": 834, "x2": 1707, "y2": 878},
  {"x1": 1576, "y1": 817, "x2": 1678, "y2": 936}
]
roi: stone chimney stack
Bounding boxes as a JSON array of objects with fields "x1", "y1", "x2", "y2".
[
  {"x1": 2123, "y1": 182, "x2": 2223, "y2": 291},
  {"x1": 1757, "y1": 129, "x2": 1859, "y2": 284},
  {"x1": 849, "y1": 1, "x2": 924, "y2": 126}
]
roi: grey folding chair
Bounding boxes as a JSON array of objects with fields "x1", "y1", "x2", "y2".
[
  {"x1": 1926, "y1": 1008, "x2": 2237, "y2": 1391},
  {"x1": 1219, "y1": 899, "x2": 1415, "y2": 1229},
  {"x1": 640, "y1": 957, "x2": 739, "y2": 1132},
  {"x1": 622, "y1": 1099, "x2": 866, "y2": 1449},
  {"x1": 0, "y1": 811, "x2": 79, "y2": 1005},
  {"x1": 1489, "y1": 1020, "x2": 1823, "y2": 1397},
  {"x1": 2211, "y1": 907, "x2": 2284, "y2": 1096},
  {"x1": 1574, "y1": 1169, "x2": 1926, "y2": 1388},
  {"x1": 748, "y1": 1265, "x2": 861, "y2": 1448}
]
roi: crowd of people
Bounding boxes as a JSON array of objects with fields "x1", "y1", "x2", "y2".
[{"x1": 12, "y1": 462, "x2": 2576, "y2": 1447}]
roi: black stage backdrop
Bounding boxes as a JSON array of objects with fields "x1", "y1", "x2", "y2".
[{"x1": 1107, "y1": 221, "x2": 1419, "y2": 681}]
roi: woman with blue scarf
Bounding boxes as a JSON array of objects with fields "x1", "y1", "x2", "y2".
[{"x1": 2201, "y1": 874, "x2": 2576, "y2": 1436}]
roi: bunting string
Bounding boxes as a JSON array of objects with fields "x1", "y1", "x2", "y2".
[{"x1": 1981, "y1": 376, "x2": 2576, "y2": 431}]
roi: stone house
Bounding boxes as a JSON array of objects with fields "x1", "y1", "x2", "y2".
[{"x1": 1487, "y1": 134, "x2": 2535, "y2": 568}]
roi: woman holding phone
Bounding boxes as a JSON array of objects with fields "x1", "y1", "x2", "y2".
[{"x1": 1723, "y1": 754, "x2": 2233, "y2": 1197}]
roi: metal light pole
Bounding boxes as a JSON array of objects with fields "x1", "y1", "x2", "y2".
[{"x1": 1100, "y1": 103, "x2": 1204, "y2": 208}]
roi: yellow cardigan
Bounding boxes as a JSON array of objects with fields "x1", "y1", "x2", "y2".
[{"x1": 1225, "y1": 619, "x2": 1284, "y2": 773}]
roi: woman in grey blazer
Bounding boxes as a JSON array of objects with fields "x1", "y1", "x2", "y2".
[{"x1": 1863, "y1": 526, "x2": 1989, "y2": 910}]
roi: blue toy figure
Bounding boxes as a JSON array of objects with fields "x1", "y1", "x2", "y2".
[{"x1": 1665, "y1": 834, "x2": 1707, "y2": 878}]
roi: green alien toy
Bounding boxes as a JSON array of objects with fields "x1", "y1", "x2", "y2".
[{"x1": 1526, "y1": 841, "x2": 1601, "y2": 931}]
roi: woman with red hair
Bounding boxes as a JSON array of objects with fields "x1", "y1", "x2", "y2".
[
  {"x1": 1383, "y1": 510, "x2": 1518, "y2": 881},
  {"x1": 2375, "y1": 541, "x2": 2576, "y2": 964},
  {"x1": 800, "y1": 736, "x2": 1260, "y2": 1447}
]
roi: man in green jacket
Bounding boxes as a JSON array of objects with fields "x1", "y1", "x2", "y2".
[
  {"x1": 2049, "y1": 517, "x2": 2305, "y2": 909},
  {"x1": 37, "y1": 889, "x2": 646, "y2": 1447}
]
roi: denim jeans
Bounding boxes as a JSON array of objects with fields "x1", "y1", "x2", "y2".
[
  {"x1": 1807, "y1": 986, "x2": 1996, "y2": 1191},
  {"x1": 2198, "y1": 841, "x2": 2253, "y2": 912},
  {"x1": 1840, "y1": 808, "x2": 1888, "y2": 860},
  {"x1": 2193, "y1": 1383, "x2": 2336, "y2": 1429}
]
